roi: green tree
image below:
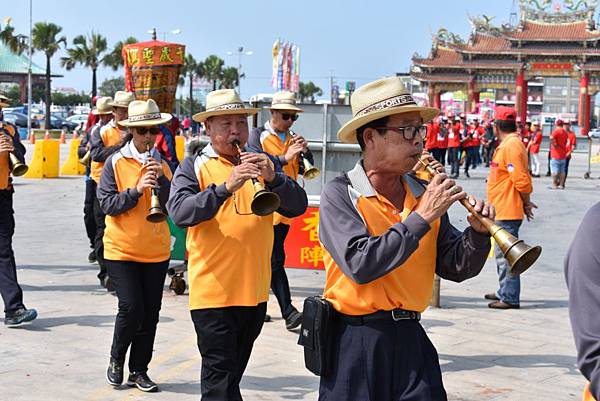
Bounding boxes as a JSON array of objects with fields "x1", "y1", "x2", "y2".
[
  {"x1": 179, "y1": 97, "x2": 202, "y2": 116},
  {"x1": 220, "y1": 67, "x2": 239, "y2": 89},
  {"x1": 298, "y1": 81, "x2": 323, "y2": 103},
  {"x1": 179, "y1": 54, "x2": 206, "y2": 118},
  {"x1": 0, "y1": 18, "x2": 27, "y2": 55},
  {"x1": 51, "y1": 92, "x2": 90, "y2": 106},
  {"x1": 60, "y1": 32, "x2": 108, "y2": 98},
  {"x1": 103, "y1": 36, "x2": 137, "y2": 70},
  {"x1": 32, "y1": 22, "x2": 66, "y2": 130},
  {"x1": 203, "y1": 55, "x2": 224, "y2": 91},
  {"x1": 99, "y1": 77, "x2": 126, "y2": 97}
]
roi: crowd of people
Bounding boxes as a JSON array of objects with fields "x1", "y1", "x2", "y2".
[{"x1": 0, "y1": 76, "x2": 597, "y2": 400}]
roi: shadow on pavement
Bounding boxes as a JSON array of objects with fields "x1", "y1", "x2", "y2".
[
  {"x1": 3, "y1": 314, "x2": 174, "y2": 331},
  {"x1": 439, "y1": 353, "x2": 579, "y2": 375},
  {"x1": 242, "y1": 374, "x2": 319, "y2": 399},
  {"x1": 158, "y1": 381, "x2": 201, "y2": 395},
  {"x1": 439, "y1": 295, "x2": 568, "y2": 310}
]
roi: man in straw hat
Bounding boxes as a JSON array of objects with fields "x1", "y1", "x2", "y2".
[
  {"x1": 79, "y1": 96, "x2": 113, "y2": 264},
  {"x1": 0, "y1": 93, "x2": 37, "y2": 326},
  {"x1": 247, "y1": 91, "x2": 312, "y2": 330},
  {"x1": 167, "y1": 89, "x2": 307, "y2": 400},
  {"x1": 317, "y1": 77, "x2": 493, "y2": 400},
  {"x1": 90, "y1": 91, "x2": 134, "y2": 290}
]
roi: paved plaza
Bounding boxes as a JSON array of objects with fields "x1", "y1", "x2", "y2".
[{"x1": 0, "y1": 143, "x2": 596, "y2": 400}]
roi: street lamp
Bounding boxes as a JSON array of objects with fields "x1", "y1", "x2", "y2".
[
  {"x1": 146, "y1": 28, "x2": 181, "y2": 41},
  {"x1": 226, "y1": 46, "x2": 253, "y2": 99}
]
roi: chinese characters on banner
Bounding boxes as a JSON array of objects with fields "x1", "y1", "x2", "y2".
[{"x1": 284, "y1": 207, "x2": 324, "y2": 270}]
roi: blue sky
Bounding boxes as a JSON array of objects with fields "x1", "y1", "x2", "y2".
[{"x1": 6, "y1": 0, "x2": 514, "y2": 100}]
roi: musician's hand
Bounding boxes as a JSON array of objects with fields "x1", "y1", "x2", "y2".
[
  {"x1": 415, "y1": 153, "x2": 444, "y2": 174},
  {"x1": 136, "y1": 170, "x2": 158, "y2": 193},
  {"x1": 146, "y1": 157, "x2": 164, "y2": 177},
  {"x1": 240, "y1": 152, "x2": 276, "y2": 183},
  {"x1": 466, "y1": 196, "x2": 495, "y2": 234},
  {"x1": 284, "y1": 140, "x2": 304, "y2": 162},
  {"x1": 0, "y1": 135, "x2": 14, "y2": 153},
  {"x1": 226, "y1": 162, "x2": 261, "y2": 193},
  {"x1": 414, "y1": 173, "x2": 466, "y2": 224},
  {"x1": 524, "y1": 201, "x2": 537, "y2": 221},
  {"x1": 292, "y1": 134, "x2": 308, "y2": 153}
]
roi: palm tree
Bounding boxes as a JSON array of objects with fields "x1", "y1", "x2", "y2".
[
  {"x1": 32, "y1": 22, "x2": 66, "y2": 130},
  {"x1": 60, "y1": 32, "x2": 108, "y2": 98},
  {"x1": 0, "y1": 18, "x2": 27, "y2": 55},
  {"x1": 103, "y1": 36, "x2": 137, "y2": 71},
  {"x1": 203, "y1": 55, "x2": 224, "y2": 91},
  {"x1": 179, "y1": 54, "x2": 206, "y2": 118},
  {"x1": 220, "y1": 67, "x2": 239, "y2": 89}
]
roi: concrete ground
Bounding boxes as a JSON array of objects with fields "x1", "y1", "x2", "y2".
[{"x1": 0, "y1": 143, "x2": 596, "y2": 400}]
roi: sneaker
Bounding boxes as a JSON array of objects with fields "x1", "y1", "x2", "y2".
[
  {"x1": 285, "y1": 310, "x2": 303, "y2": 331},
  {"x1": 88, "y1": 250, "x2": 97, "y2": 264},
  {"x1": 127, "y1": 372, "x2": 158, "y2": 392},
  {"x1": 465, "y1": 171, "x2": 470, "y2": 178},
  {"x1": 5, "y1": 308, "x2": 37, "y2": 326},
  {"x1": 106, "y1": 358, "x2": 124, "y2": 386}
]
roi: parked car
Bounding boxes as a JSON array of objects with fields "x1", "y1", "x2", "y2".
[
  {"x1": 3, "y1": 111, "x2": 39, "y2": 128},
  {"x1": 66, "y1": 114, "x2": 89, "y2": 132},
  {"x1": 588, "y1": 128, "x2": 600, "y2": 139},
  {"x1": 39, "y1": 115, "x2": 78, "y2": 131}
]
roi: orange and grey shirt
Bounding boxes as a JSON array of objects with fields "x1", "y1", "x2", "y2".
[
  {"x1": 97, "y1": 142, "x2": 172, "y2": 263},
  {"x1": 0, "y1": 122, "x2": 26, "y2": 191},
  {"x1": 487, "y1": 133, "x2": 533, "y2": 221},
  {"x1": 166, "y1": 143, "x2": 308, "y2": 310},
  {"x1": 320, "y1": 161, "x2": 490, "y2": 315},
  {"x1": 90, "y1": 120, "x2": 124, "y2": 183}
]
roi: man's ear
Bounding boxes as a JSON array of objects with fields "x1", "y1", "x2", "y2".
[{"x1": 363, "y1": 127, "x2": 376, "y2": 148}]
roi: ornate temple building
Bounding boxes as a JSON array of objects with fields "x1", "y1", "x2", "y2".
[{"x1": 411, "y1": 0, "x2": 600, "y2": 135}]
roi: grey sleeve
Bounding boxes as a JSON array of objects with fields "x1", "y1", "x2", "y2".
[
  {"x1": 77, "y1": 134, "x2": 89, "y2": 159},
  {"x1": 565, "y1": 202, "x2": 600, "y2": 400},
  {"x1": 90, "y1": 127, "x2": 120, "y2": 162},
  {"x1": 318, "y1": 177, "x2": 432, "y2": 285},
  {"x1": 246, "y1": 127, "x2": 264, "y2": 153},
  {"x1": 157, "y1": 174, "x2": 171, "y2": 212},
  {"x1": 97, "y1": 154, "x2": 142, "y2": 216},
  {"x1": 434, "y1": 213, "x2": 491, "y2": 282},
  {"x1": 267, "y1": 172, "x2": 308, "y2": 218},
  {"x1": 166, "y1": 156, "x2": 232, "y2": 227}
]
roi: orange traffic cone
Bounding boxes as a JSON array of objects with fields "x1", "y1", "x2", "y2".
[
  {"x1": 60, "y1": 129, "x2": 66, "y2": 144},
  {"x1": 29, "y1": 131, "x2": 35, "y2": 144},
  {"x1": 72, "y1": 130, "x2": 79, "y2": 140},
  {"x1": 44, "y1": 130, "x2": 50, "y2": 140}
]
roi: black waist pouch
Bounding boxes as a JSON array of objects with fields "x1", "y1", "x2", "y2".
[{"x1": 297, "y1": 295, "x2": 334, "y2": 376}]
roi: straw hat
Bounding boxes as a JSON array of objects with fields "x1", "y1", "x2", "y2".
[
  {"x1": 337, "y1": 77, "x2": 438, "y2": 144},
  {"x1": 109, "y1": 91, "x2": 135, "y2": 108},
  {"x1": 118, "y1": 99, "x2": 172, "y2": 127},
  {"x1": 92, "y1": 96, "x2": 114, "y2": 115},
  {"x1": 192, "y1": 89, "x2": 259, "y2": 123},
  {"x1": 268, "y1": 91, "x2": 303, "y2": 113},
  {"x1": 0, "y1": 93, "x2": 9, "y2": 108}
]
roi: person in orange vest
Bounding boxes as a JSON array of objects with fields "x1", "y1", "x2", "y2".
[
  {"x1": 90, "y1": 91, "x2": 134, "y2": 290},
  {"x1": 527, "y1": 121, "x2": 543, "y2": 177},
  {"x1": 0, "y1": 94, "x2": 37, "y2": 326},
  {"x1": 565, "y1": 120, "x2": 577, "y2": 186},
  {"x1": 565, "y1": 203, "x2": 600, "y2": 401},
  {"x1": 550, "y1": 119, "x2": 569, "y2": 189},
  {"x1": 448, "y1": 115, "x2": 462, "y2": 178},
  {"x1": 486, "y1": 106, "x2": 536, "y2": 309},
  {"x1": 318, "y1": 77, "x2": 493, "y2": 400},
  {"x1": 247, "y1": 91, "x2": 312, "y2": 330}
]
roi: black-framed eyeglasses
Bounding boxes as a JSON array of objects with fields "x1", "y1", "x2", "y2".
[
  {"x1": 373, "y1": 125, "x2": 428, "y2": 141},
  {"x1": 281, "y1": 113, "x2": 299, "y2": 122},
  {"x1": 136, "y1": 126, "x2": 161, "y2": 135}
]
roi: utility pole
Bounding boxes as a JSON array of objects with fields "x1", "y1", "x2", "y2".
[{"x1": 329, "y1": 70, "x2": 334, "y2": 104}]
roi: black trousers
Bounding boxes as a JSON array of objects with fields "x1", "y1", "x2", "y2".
[
  {"x1": 0, "y1": 190, "x2": 25, "y2": 313},
  {"x1": 83, "y1": 179, "x2": 97, "y2": 249},
  {"x1": 271, "y1": 223, "x2": 294, "y2": 319},
  {"x1": 91, "y1": 180, "x2": 107, "y2": 280},
  {"x1": 319, "y1": 317, "x2": 447, "y2": 401},
  {"x1": 464, "y1": 146, "x2": 476, "y2": 173},
  {"x1": 191, "y1": 303, "x2": 266, "y2": 401},
  {"x1": 447, "y1": 147, "x2": 460, "y2": 176},
  {"x1": 106, "y1": 259, "x2": 168, "y2": 372},
  {"x1": 431, "y1": 148, "x2": 446, "y2": 166},
  {"x1": 565, "y1": 156, "x2": 572, "y2": 181}
]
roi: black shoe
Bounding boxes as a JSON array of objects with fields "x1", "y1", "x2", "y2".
[
  {"x1": 285, "y1": 310, "x2": 303, "y2": 331},
  {"x1": 127, "y1": 372, "x2": 158, "y2": 392},
  {"x1": 4, "y1": 308, "x2": 37, "y2": 326},
  {"x1": 88, "y1": 250, "x2": 97, "y2": 264},
  {"x1": 106, "y1": 358, "x2": 124, "y2": 386},
  {"x1": 545, "y1": 171, "x2": 551, "y2": 177},
  {"x1": 264, "y1": 313, "x2": 271, "y2": 322}
]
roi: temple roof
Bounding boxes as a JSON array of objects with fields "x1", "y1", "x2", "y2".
[
  {"x1": 0, "y1": 42, "x2": 46, "y2": 76},
  {"x1": 504, "y1": 20, "x2": 600, "y2": 41}
]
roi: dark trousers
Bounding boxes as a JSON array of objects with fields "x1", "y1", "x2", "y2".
[
  {"x1": 84, "y1": 179, "x2": 97, "y2": 249},
  {"x1": 271, "y1": 223, "x2": 294, "y2": 319},
  {"x1": 106, "y1": 259, "x2": 168, "y2": 372},
  {"x1": 431, "y1": 148, "x2": 446, "y2": 166},
  {"x1": 447, "y1": 147, "x2": 460, "y2": 176},
  {"x1": 91, "y1": 180, "x2": 107, "y2": 280},
  {"x1": 464, "y1": 146, "x2": 476, "y2": 173},
  {"x1": 191, "y1": 303, "x2": 266, "y2": 401},
  {"x1": 565, "y1": 156, "x2": 571, "y2": 182},
  {"x1": 0, "y1": 190, "x2": 25, "y2": 313},
  {"x1": 319, "y1": 317, "x2": 447, "y2": 401}
]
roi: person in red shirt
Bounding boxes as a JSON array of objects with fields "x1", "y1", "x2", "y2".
[
  {"x1": 461, "y1": 118, "x2": 475, "y2": 177},
  {"x1": 435, "y1": 116, "x2": 448, "y2": 165},
  {"x1": 447, "y1": 116, "x2": 462, "y2": 178},
  {"x1": 550, "y1": 119, "x2": 569, "y2": 189},
  {"x1": 425, "y1": 118, "x2": 439, "y2": 161},
  {"x1": 472, "y1": 118, "x2": 484, "y2": 168},
  {"x1": 527, "y1": 121, "x2": 543, "y2": 177},
  {"x1": 565, "y1": 120, "x2": 577, "y2": 185}
]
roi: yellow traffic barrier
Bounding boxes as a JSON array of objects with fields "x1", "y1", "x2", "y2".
[
  {"x1": 175, "y1": 135, "x2": 185, "y2": 161},
  {"x1": 24, "y1": 139, "x2": 60, "y2": 178},
  {"x1": 60, "y1": 138, "x2": 86, "y2": 176}
]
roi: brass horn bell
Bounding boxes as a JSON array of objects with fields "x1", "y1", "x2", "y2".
[
  {"x1": 9, "y1": 153, "x2": 28, "y2": 176},
  {"x1": 301, "y1": 157, "x2": 320, "y2": 180}
]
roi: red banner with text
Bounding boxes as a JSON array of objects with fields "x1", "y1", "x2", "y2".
[{"x1": 284, "y1": 207, "x2": 324, "y2": 270}]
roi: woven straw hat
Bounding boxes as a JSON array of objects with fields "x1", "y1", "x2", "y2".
[
  {"x1": 0, "y1": 93, "x2": 9, "y2": 108},
  {"x1": 192, "y1": 89, "x2": 259, "y2": 123},
  {"x1": 92, "y1": 96, "x2": 114, "y2": 115},
  {"x1": 109, "y1": 91, "x2": 135, "y2": 108},
  {"x1": 118, "y1": 99, "x2": 172, "y2": 127},
  {"x1": 337, "y1": 77, "x2": 438, "y2": 144},
  {"x1": 268, "y1": 91, "x2": 303, "y2": 113}
]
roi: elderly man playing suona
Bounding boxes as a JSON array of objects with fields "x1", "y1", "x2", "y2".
[
  {"x1": 247, "y1": 91, "x2": 314, "y2": 330},
  {"x1": 317, "y1": 77, "x2": 493, "y2": 401},
  {"x1": 167, "y1": 89, "x2": 307, "y2": 401}
]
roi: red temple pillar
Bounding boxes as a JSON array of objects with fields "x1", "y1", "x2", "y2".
[
  {"x1": 515, "y1": 68, "x2": 528, "y2": 123},
  {"x1": 428, "y1": 85, "x2": 441, "y2": 109},
  {"x1": 579, "y1": 74, "x2": 591, "y2": 137},
  {"x1": 467, "y1": 78, "x2": 479, "y2": 113}
]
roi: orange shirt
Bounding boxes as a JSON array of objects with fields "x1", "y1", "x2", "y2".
[
  {"x1": 487, "y1": 134, "x2": 533, "y2": 220},
  {"x1": 91, "y1": 125, "x2": 123, "y2": 183},
  {"x1": 0, "y1": 123, "x2": 17, "y2": 190}
]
